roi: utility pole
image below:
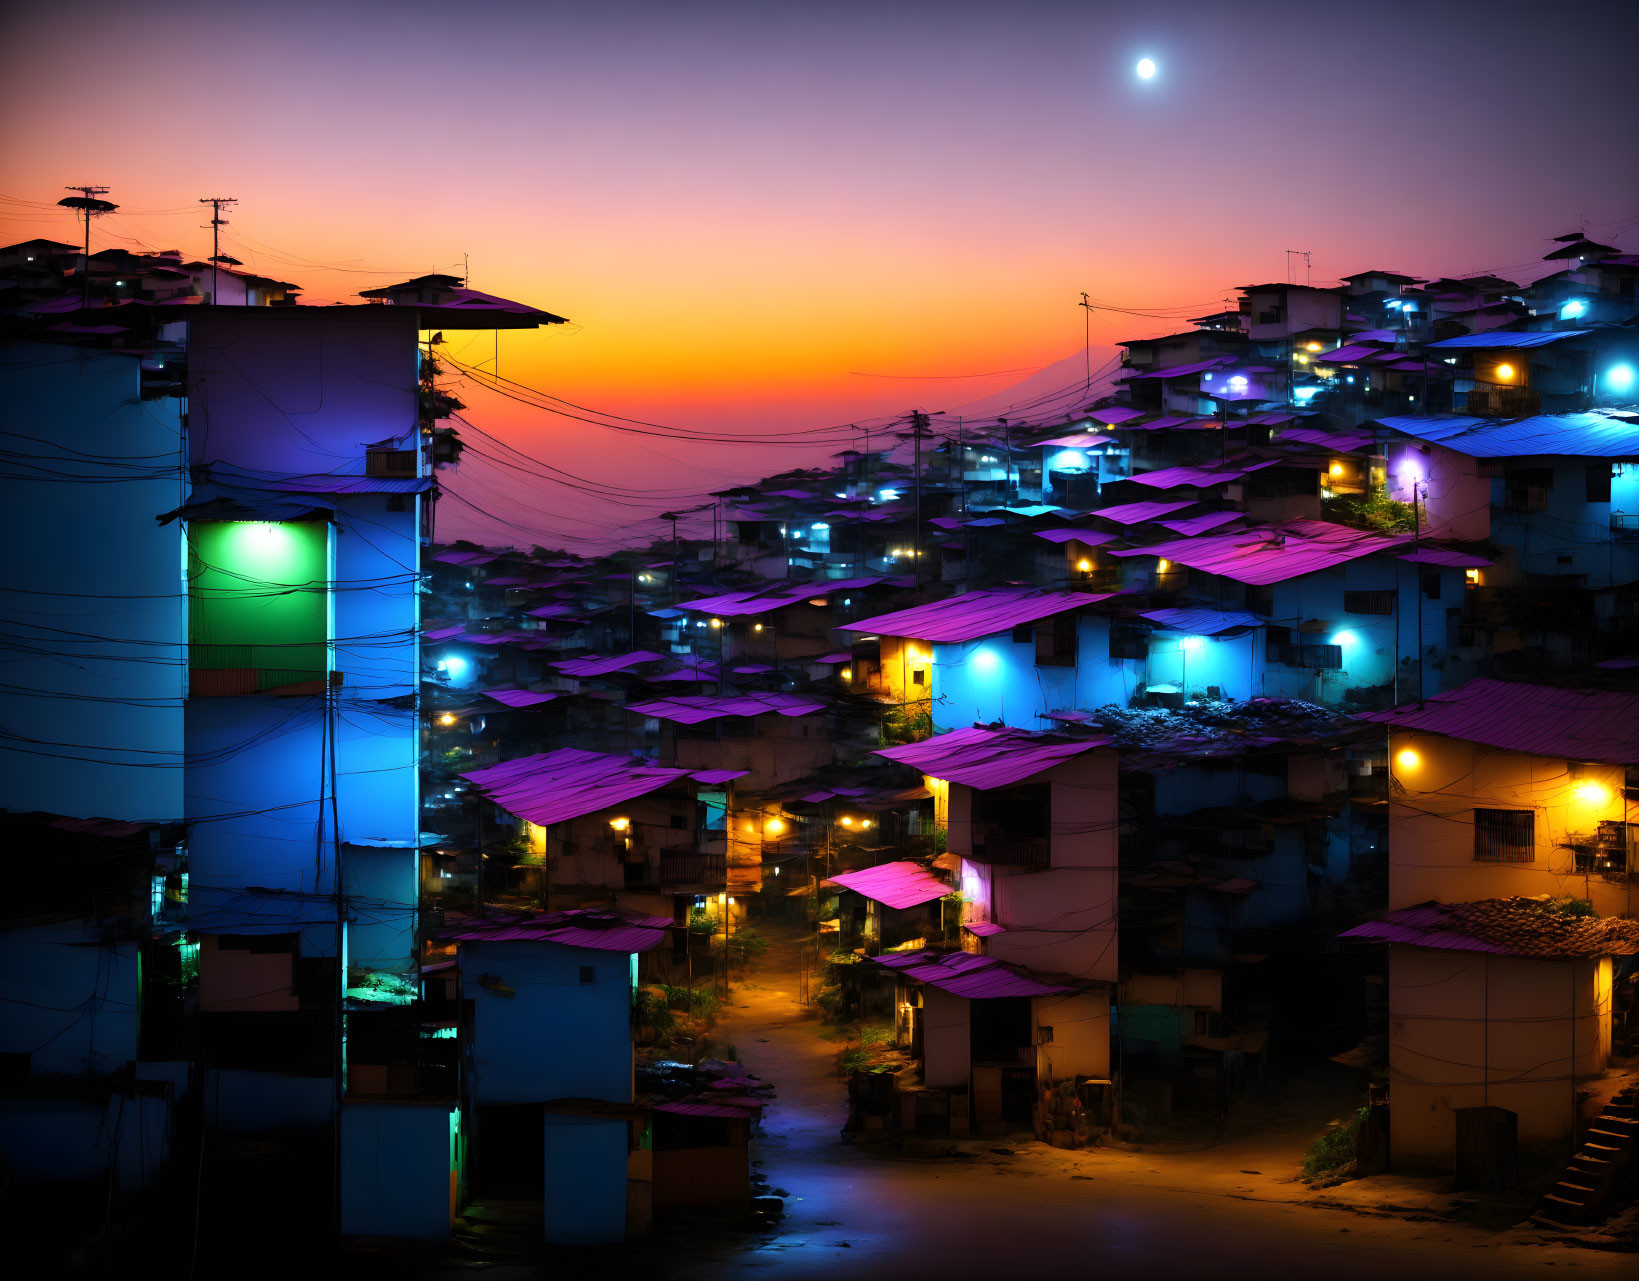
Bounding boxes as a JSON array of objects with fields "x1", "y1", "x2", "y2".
[
  {"x1": 199, "y1": 197, "x2": 238, "y2": 303},
  {"x1": 999, "y1": 417, "x2": 1013, "y2": 508},
  {"x1": 1079, "y1": 292, "x2": 1094, "y2": 390},
  {"x1": 57, "y1": 185, "x2": 117, "y2": 308},
  {"x1": 910, "y1": 410, "x2": 931, "y2": 592}
]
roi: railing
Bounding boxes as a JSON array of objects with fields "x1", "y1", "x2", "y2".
[
  {"x1": 1269, "y1": 642, "x2": 1342, "y2": 670},
  {"x1": 1612, "y1": 514, "x2": 1639, "y2": 541},
  {"x1": 968, "y1": 836, "x2": 1050, "y2": 869},
  {"x1": 659, "y1": 850, "x2": 728, "y2": 886}
]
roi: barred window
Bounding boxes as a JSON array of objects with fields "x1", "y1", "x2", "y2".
[
  {"x1": 1473, "y1": 808, "x2": 1534, "y2": 862},
  {"x1": 1344, "y1": 590, "x2": 1394, "y2": 615}
]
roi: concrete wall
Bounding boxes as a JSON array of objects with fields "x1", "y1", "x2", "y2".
[
  {"x1": 0, "y1": 342, "x2": 185, "y2": 821},
  {"x1": 1385, "y1": 731, "x2": 1635, "y2": 919},
  {"x1": 542, "y1": 1113, "x2": 629, "y2": 1243},
  {"x1": 1034, "y1": 989, "x2": 1110, "y2": 1080},
  {"x1": 0, "y1": 919, "x2": 140, "y2": 1076},
  {"x1": 462, "y1": 939, "x2": 634, "y2": 1106},
  {"x1": 919, "y1": 985, "x2": 972, "y2": 1090},
  {"x1": 1389, "y1": 947, "x2": 1612, "y2": 1168},
  {"x1": 340, "y1": 1100, "x2": 455, "y2": 1240},
  {"x1": 930, "y1": 615, "x2": 1142, "y2": 731}
]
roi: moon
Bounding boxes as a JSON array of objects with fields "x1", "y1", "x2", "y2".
[{"x1": 1136, "y1": 57, "x2": 1157, "y2": 79}]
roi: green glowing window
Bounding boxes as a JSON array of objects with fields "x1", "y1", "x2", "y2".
[{"x1": 189, "y1": 520, "x2": 329, "y2": 694}]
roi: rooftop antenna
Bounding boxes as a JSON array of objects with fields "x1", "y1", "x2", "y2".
[
  {"x1": 1079, "y1": 292, "x2": 1094, "y2": 390},
  {"x1": 58, "y1": 185, "x2": 118, "y2": 308},
  {"x1": 199, "y1": 196, "x2": 238, "y2": 303},
  {"x1": 1285, "y1": 249, "x2": 1311, "y2": 286}
]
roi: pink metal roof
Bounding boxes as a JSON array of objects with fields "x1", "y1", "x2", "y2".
[
  {"x1": 1311, "y1": 343, "x2": 1382, "y2": 363},
  {"x1": 871, "y1": 950, "x2": 1073, "y2": 999},
  {"x1": 876, "y1": 726, "x2": 1110, "y2": 790},
  {"x1": 841, "y1": 589, "x2": 1115, "y2": 644},
  {"x1": 813, "y1": 652, "x2": 854, "y2": 664},
  {"x1": 462, "y1": 747, "x2": 697, "y2": 824},
  {"x1": 689, "y1": 768, "x2": 749, "y2": 784},
  {"x1": 1036, "y1": 432, "x2": 1110, "y2": 447},
  {"x1": 422, "y1": 624, "x2": 466, "y2": 641},
  {"x1": 552, "y1": 650, "x2": 667, "y2": 677},
  {"x1": 481, "y1": 688, "x2": 563, "y2": 708},
  {"x1": 1396, "y1": 546, "x2": 1492, "y2": 568},
  {"x1": 1342, "y1": 900, "x2": 1639, "y2": 959},
  {"x1": 1359, "y1": 678, "x2": 1639, "y2": 765},
  {"x1": 432, "y1": 550, "x2": 500, "y2": 566},
  {"x1": 828, "y1": 860, "x2": 950, "y2": 910},
  {"x1": 626, "y1": 692, "x2": 826, "y2": 724},
  {"x1": 1088, "y1": 406, "x2": 1146, "y2": 424},
  {"x1": 1109, "y1": 519, "x2": 1411, "y2": 586},
  {"x1": 1032, "y1": 528, "x2": 1119, "y2": 546},
  {"x1": 1089, "y1": 499, "x2": 1195, "y2": 524},
  {"x1": 1155, "y1": 510, "x2": 1245, "y2": 536},
  {"x1": 678, "y1": 576, "x2": 888, "y2": 617},
  {"x1": 438, "y1": 907, "x2": 667, "y2": 953},
  {"x1": 1128, "y1": 459, "x2": 1282, "y2": 490},
  {"x1": 962, "y1": 920, "x2": 1007, "y2": 937}
]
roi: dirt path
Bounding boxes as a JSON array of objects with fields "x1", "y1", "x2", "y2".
[{"x1": 681, "y1": 923, "x2": 1633, "y2": 1280}]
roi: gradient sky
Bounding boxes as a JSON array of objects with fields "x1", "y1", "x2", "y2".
[{"x1": 4, "y1": 0, "x2": 1637, "y2": 549}]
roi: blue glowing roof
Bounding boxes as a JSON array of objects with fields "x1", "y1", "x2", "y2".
[
  {"x1": 1425, "y1": 329, "x2": 1594, "y2": 349},
  {"x1": 1375, "y1": 411, "x2": 1639, "y2": 458}
]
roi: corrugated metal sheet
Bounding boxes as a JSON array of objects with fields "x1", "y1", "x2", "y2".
[
  {"x1": 1342, "y1": 900, "x2": 1639, "y2": 959},
  {"x1": 962, "y1": 920, "x2": 1007, "y2": 937},
  {"x1": 625, "y1": 693, "x2": 826, "y2": 724},
  {"x1": 1088, "y1": 406, "x2": 1146, "y2": 425},
  {"x1": 481, "y1": 688, "x2": 563, "y2": 708},
  {"x1": 47, "y1": 816, "x2": 161, "y2": 839},
  {"x1": 1138, "y1": 607, "x2": 1263, "y2": 635},
  {"x1": 828, "y1": 860, "x2": 950, "y2": 910},
  {"x1": 1032, "y1": 528, "x2": 1119, "y2": 546},
  {"x1": 462, "y1": 747, "x2": 696, "y2": 825},
  {"x1": 1088, "y1": 499, "x2": 1195, "y2": 524},
  {"x1": 551, "y1": 650, "x2": 667, "y2": 677},
  {"x1": 1154, "y1": 511, "x2": 1245, "y2": 536},
  {"x1": 1426, "y1": 329, "x2": 1594, "y2": 349},
  {"x1": 1396, "y1": 546, "x2": 1492, "y2": 568},
  {"x1": 876, "y1": 726, "x2": 1110, "y2": 790},
  {"x1": 1309, "y1": 343, "x2": 1383, "y2": 363},
  {"x1": 1359, "y1": 678, "x2": 1639, "y2": 765},
  {"x1": 1121, "y1": 414, "x2": 1217, "y2": 432},
  {"x1": 1279, "y1": 426, "x2": 1375, "y2": 452},
  {"x1": 422, "y1": 625, "x2": 466, "y2": 641},
  {"x1": 841, "y1": 589, "x2": 1116, "y2": 644},
  {"x1": 438, "y1": 907, "x2": 667, "y2": 953},
  {"x1": 1128, "y1": 459, "x2": 1282, "y2": 490},
  {"x1": 871, "y1": 950, "x2": 1073, "y2": 998},
  {"x1": 1109, "y1": 519, "x2": 1412, "y2": 586},
  {"x1": 1125, "y1": 356, "x2": 1236, "y2": 380},
  {"x1": 651, "y1": 1100, "x2": 758, "y2": 1118},
  {"x1": 678, "y1": 576, "x2": 889, "y2": 617},
  {"x1": 1375, "y1": 411, "x2": 1639, "y2": 459}
]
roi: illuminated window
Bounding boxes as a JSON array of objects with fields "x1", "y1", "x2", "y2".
[
  {"x1": 188, "y1": 521, "x2": 329, "y2": 695},
  {"x1": 1474, "y1": 809, "x2": 1534, "y2": 863}
]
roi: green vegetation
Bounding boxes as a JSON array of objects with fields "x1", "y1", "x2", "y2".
[
  {"x1": 1301, "y1": 1105, "x2": 1371, "y2": 1180},
  {"x1": 1321, "y1": 485, "x2": 1417, "y2": 534},
  {"x1": 659, "y1": 983, "x2": 719, "y2": 1018},
  {"x1": 882, "y1": 702, "x2": 933, "y2": 746},
  {"x1": 726, "y1": 927, "x2": 768, "y2": 966},
  {"x1": 632, "y1": 986, "x2": 676, "y2": 1038},
  {"x1": 687, "y1": 906, "x2": 717, "y2": 937},
  {"x1": 838, "y1": 1024, "x2": 906, "y2": 1077}
]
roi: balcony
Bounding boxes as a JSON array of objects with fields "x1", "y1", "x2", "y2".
[
  {"x1": 967, "y1": 835, "x2": 1050, "y2": 868},
  {"x1": 658, "y1": 849, "x2": 728, "y2": 887},
  {"x1": 1466, "y1": 387, "x2": 1541, "y2": 417},
  {"x1": 1613, "y1": 514, "x2": 1639, "y2": 542}
]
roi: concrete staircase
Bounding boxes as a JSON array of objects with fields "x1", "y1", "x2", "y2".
[{"x1": 1533, "y1": 1084, "x2": 1639, "y2": 1227}]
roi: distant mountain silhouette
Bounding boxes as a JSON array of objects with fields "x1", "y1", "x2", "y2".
[{"x1": 942, "y1": 346, "x2": 1119, "y2": 425}]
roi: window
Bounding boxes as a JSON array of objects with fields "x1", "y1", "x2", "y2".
[
  {"x1": 579, "y1": 966, "x2": 597, "y2": 985},
  {"x1": 1473, "y1": 809, "x2": 1534, "y2": 862},
  {"x1": 1110, "y1": 624, "x2": 1149, "y2": 660},
  {"x1": 1587, "y1": 463, "x2": 1612, "y2": 503},
  {"x1": 1421, "y1": 572, "x2": 1441, "y2": 601},
  {"x1": 1035, "y1": 615, "x2": 1078, "y2": 668},
  {"x1": 188, "y1": 521, "x2": 330, "y2": 695},
  {"x1": 1244, "y1": 585, "x2": 1274, "y2": 616},
  {"x1": 911, "y1": 668, "x2": 927, "y2": 685},
  {"x1": 670, "y1": 814, "x2": 687, "y2": 830},
  {"x1": 1344, "y1": 590, "x2": 1393, "y2": 615},
  {"x1": 1011, "y1": 624, "x2": 1034, "y2": 644}
]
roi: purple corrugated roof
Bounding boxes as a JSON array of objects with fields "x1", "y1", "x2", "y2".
[
  {"x1": 1128, "y1": 459, "x2": 1282, "y2": 490},
  {"x1": 552, "y1": 650, "x2": 667, "y2": 677},
  {"x1": 1359, "y1": 678, "x2": 1639, "y2": 765},
  {"x1": 1396, "y1": 546, "x2": 1492, "y2": 568},
  {"x1": 1125, "y1": 356, "x2": 1236, "y2": 380},
  {"x1": 1032, "y1": 528, "x2": 1119, "y2": 546},
  {"x1": 689, "y1": 768, "x2": 750, "y2": 784},
  {"x1": 481, "y1": 688, "x2": 562, "y2": 708},
  {"x1": 422, "y1": 624, "x2": 466, "y2": 641},
  {"x1": 1089, "y1": 406, "x2": 1146, "y2": 424},
  {"x1": 462, "y1": 747, "x2": 696, "y2": 824},
  {"x1": 438, "y1": 907, "x2": 667, "y2": 953},
  {"x1": 1375, "y1": 411, "x2": 1639, "y2": 460},
  {"x1": 1109, "y1": 519, "x2": 1412, "y2": 586},
  {"x1": 828, "y1": 860, "x2": 950, "y2": 910},
  {"x1": 1310, "y1": 343, "x2": 1382, "y2": 363},
  {"x1": 812, "y1": 652, "x2": 854, "y2": 664},
  {"x1": 962, "y1": 920, "x2": 1007, "y2": 937},
  {"x1": 1122, "y1": 414, "x2": 1216, "y2": 431},
  {"x1": 1341, "y1": 899, "x2": 1639, "y2": 959},
  {"x1": 626, "y1": 693, "x2": 826, "y2": 724},
  {"x1": 1595, "y1": 654, "x2": 1639, "y2": 670},
  {"x1": 1036, "y1": 432, "x2": 1110, "y2": 448},
  {"x1": 652, "y1": 1100, "x2": 758, "y2": 1118},
  {"x1": 1155, "y1": 510, "x2": 1245, "y2": 536},
  {"x1": 433, "y1": 550, "x2": 501, "y2": 566},
  {"x1": 871, "y1": 950, "x2": 1072, "y2": 999},
  {"x1": 841, "y1": 589, "x2": 1115, "y2": 644},
  {"x1": 1279, "y1": 426, "x2": 1375, "y2": 452},
  {"x1": 678, "y1": 576, "x2": 888, "y2": 617},
  {"x1": 876, "y1": 725, "x2": 1110, "y2": 789},
  {"x1": 1090, "y1": 499, "x2": 1195, "y2": 524},
  {"x1": 1138, "y1": 607, "x2": 1263, "y2": 635}
]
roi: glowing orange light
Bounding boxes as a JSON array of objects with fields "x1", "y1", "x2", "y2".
[{"x1": 438, "y1": 713, "x2": 456, "y2": 726}]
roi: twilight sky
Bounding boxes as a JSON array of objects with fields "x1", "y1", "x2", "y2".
[{"x1": 4, "y1": 0, "x2": 1636, "y2": 549}]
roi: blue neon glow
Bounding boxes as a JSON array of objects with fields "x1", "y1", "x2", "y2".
[
  {"x1": 878, "y1": 488, "x2": 900, "y2": 501},
  {"x1": 971, "y1": 647, "x2": 1000, "y2": 673},
  {"x1": 1560, "y1": 299, "x2": 1588, "y2": 320},
  {"x1": 439, "y1": 655, "x2": 470, "y2": 682},
  {"x1": 1332, "y1": 630, "x2": 1358, "y2": 646},
  {"x1": 1606, "y1": 363, "x2": 1636, "y2": 394},
  {"x1": 1292, "y1": 386, "x2": 1320, "y2": 402},
  {"x1": 1179, "y1": 635, "x2": 1204, "y2": 652},
  {"x1": 1228, "y1": 375, "x2": 1248, "y2": 392},
  {"x1": 1051, "y1": 449, "x2": 1089, "y2": 471}
]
